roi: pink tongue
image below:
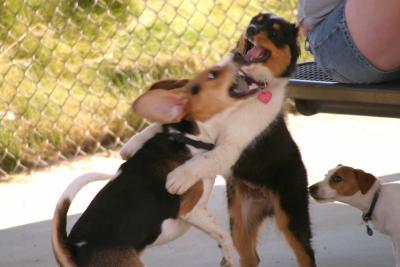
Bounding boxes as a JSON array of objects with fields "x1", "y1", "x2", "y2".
[{"x1": 245, "y1": 46, "x2": 264, "y2": 61}]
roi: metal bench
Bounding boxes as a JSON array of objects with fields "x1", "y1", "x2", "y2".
[{"x1": 287, "y1": 62, "x2": 400, "y2": 118}]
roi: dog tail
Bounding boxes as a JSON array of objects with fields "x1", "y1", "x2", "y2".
[{"x1": 51, "y1": 172, "x2": 114, "y2": 267}]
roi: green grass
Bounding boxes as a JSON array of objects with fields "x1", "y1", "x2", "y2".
[{"x1": 0, "y1": 0, "x2": 306, "y2": 176}]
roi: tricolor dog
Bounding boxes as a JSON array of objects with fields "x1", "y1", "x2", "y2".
[
  {"x1": 52, "y1": 55, "x2": 262, "y2": 267},
  {"x1": 122, "y1": 13, "x2": 316, "y2": 267},
  {"x1": 309, "y1": 165, "x2": 400, "y2": 267}
]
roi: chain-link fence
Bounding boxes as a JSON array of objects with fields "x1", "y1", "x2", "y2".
[{"x1": 0, "y1": 0, "x2": 298, "y2": 178}]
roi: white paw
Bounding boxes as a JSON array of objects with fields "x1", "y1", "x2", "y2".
[{"x1": 166, "y1": 166, "x2": 198, "y2": 195}]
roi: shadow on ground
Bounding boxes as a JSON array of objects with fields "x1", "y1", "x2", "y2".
[{"x1": 1, "y1": 177, "x2": 398, "y2": 267}]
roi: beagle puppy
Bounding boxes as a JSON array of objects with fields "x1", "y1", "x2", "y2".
[
  {"x1": 52, "y1": 55, "x2": 259, "y2": 267},
  {"x1": 122, "y1": 14, "x2": 316, "y2": 267},
  {"x1": 309, "y1": 165, "x2": 400, "y2": 267}
]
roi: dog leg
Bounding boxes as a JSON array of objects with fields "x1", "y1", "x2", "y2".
[
  {"x1": 120, "y1": 123, "x2": 162, "y2": 160},
  {"x1": 228, "y1": 183, "x2": 269, "y2": 267},
  {"x1": 181, "y1": 208, "x2": 234, "y2": 267},
  {"x1": 272, "y1": 194, "x2": 316, "y2": 267}
]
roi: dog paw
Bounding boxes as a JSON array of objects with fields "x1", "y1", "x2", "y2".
[{"x1": 166, "y1": 166, "x2": 198, "y2": 195}]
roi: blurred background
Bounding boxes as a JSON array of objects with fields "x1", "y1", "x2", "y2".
[
  {"x1": 0, "y1": 0, "x2": 305, "y2": 178},
  {"x1": 1, "y1": 3, "x2": 399, "y2": 266}
]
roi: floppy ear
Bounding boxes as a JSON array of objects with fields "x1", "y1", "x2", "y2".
[
  {"x1": 149, "y1": 79, "x2": 189, "y2": 90},
  {"x1": 233, "y1": 33, "x2": 247, "y2": 54},
  {"x1": 133, "y1": 88, "x2": 188, "y2": 124},
  {"x1": 354, "y1": 169, "x2": 376, "y2": 194}
]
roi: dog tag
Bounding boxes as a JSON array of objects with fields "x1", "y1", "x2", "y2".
[{"x1": 257, "y1": 90, "x2": 272, "y2": 105}]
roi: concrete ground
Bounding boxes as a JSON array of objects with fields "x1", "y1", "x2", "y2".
[{"x1": 1, "y1": 113, "x2": 399, "y2": 267}]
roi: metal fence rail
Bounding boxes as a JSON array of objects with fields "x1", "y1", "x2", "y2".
[{"x1": 0, "y1": 0, "x2": 297, "y2": 178}]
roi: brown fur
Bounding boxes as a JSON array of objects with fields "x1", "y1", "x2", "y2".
[
  {"x1": 87, "y1": 249, "x2": 144, "y2": 267},
  {"x1": 53, "y1": 62, "x2": 243, "y2": 266},
  {"x1": 185, "y1": 66, "x2": 238, "y2": 122},
  {"x1": 229, "y1": 185, "x2": 263, "y2": 267},
  {"x1": 149, "y1": 79, "x2": 189, "y2": 90},
  {"x1": 272, "y1": 23, "x2": 281, "y2": 30},
  {"x1": 330, "y1": 166, "x2": 377, "y2": 195},
  {"x1": 227, "y1": 14, "x2": 313, "y2": 267},
  {"x1": 234, "y1": 34, "x2": 247, "y2": 55},
  {"x1": 272, "y1": 195, "x2": 315, "y2": 267},
  {"x1": 179, "y1": 181, "x2": 204, "y2": 215},
  {"x1": 329, "y1": 166, "x2": 360, "y2": 196},
  {"x1": 52, "y1": 199, "x2": 76, "y2": 267},
  {"x1": 133, "y1": 64, "x2": 241, "y2": 123},
  {"x1": 354, "y1": 169, "x2": 377, "y2": 194},
  {"x1": 253, "y1": 33, "x2": 291, "y2": 77}
]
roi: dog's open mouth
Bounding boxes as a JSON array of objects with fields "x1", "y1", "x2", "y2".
[
  {"x1": 229, "y1": 72, "x2": 266, "y2": 98},
  {"x1": 243, "y1": 39, "x2": 271, "y2": 63}
]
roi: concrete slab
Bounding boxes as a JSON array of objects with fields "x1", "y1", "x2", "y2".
[
  {"x1": 1, "y1": 114, "x2": 399, "y2": 266},
  {"x1": 0, "y1": 180, "x2": 398, "y2": 267}
]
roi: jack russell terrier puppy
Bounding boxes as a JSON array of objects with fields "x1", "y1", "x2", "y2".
[
  {"x1": 52, "y1": 54, "x2": 263, "y2": 267},
  {"x1": 122, "y1": 13, "x2": 316, "y2": 267},
  {"x1": 309, "y1": 165, "x2": 400, "y2": 267}
]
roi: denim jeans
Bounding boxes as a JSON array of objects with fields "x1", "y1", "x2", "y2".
[{"x1": 308, "y1": 1, "x2": 400, "y2": 84}]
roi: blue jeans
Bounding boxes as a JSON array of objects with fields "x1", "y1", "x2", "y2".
[{"x1": 308, "y1": 1, "x2": 400, "y2": 84}]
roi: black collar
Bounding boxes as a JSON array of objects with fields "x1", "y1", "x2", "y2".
[
  {"x1": 362, "y1": 188, "x2": 380, "y2": 236},
  {"x1": 167, "y1": 132, "x2": 215, "y2": 151}
]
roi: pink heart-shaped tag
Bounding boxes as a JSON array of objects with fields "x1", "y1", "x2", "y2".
[{"x1": 257, "y1": 90, "x2": 272, "y2": 105}]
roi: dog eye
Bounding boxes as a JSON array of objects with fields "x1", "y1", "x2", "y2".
[
  {"x1": 331, "y1": 175, "x2": 343, "y2": 183},
  {"x1": 191, "y1": 84, "x2": 201, "y2": 95},
  {"x1": 270, "y1": 29, "x2": 278, "y2": 38},
  {"x1": 208, "y1": 71, "x2": 219, "y2": 80}
]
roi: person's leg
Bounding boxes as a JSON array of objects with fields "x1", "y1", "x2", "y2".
[
  {"x1": 307, "y1": 1, "x2": 400, "y2": 84},
  {"x1": 345, "y1": 0, "x2": 400, "y2": 71}
]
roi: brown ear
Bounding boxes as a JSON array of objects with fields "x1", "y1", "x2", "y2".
[
  {"x1": 354, "y1": 169, "x2": 376, "y2": 194},
  {"x1": 133, "y1": 88, "x2": 188, "y2": 123},
  {"x1": 232, "y1": 33, "x2": 247, "y2": 54},
  {"x1": 149, "y1": 79, "x2": 189, "y2": 90}
]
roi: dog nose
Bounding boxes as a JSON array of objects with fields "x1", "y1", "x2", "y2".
[
  {"x1": 308, "y1": 185, "x2": 318, "y2": 195},
  {"x1": 246, "y1": 25, "x2": 258, "y2": 38}
]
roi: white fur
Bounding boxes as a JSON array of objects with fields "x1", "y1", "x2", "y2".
[
  {"x1": 61, "y1": 149, "x2": 233, "y2": 267},
  {"x1": 120, "y1": 123, "x2": 162, "y2": 160},
  {"x1": 216, "y1": 53, "x2": 234, "y2": 67},
  {"x1": 117, "y1": 109, "x2": 238, "y2": 265},
  {"x1": 165, "y1": 69, "x2": 288, "y2": 195},
  {"x1": 181, "y1": 207, "x2": 234, "y2": 267},
  {"x1": 117, "y1": 62, "x2": 287, "y2": 266},
  {"x1": 151, "y1": 177, "x2": 235, "y2": 266},
  {"x1": 120, "y1": 63, "x2": 288, "y2": 196},
  {"x1": 313, "y1": 167, "x2": 400, "y2": 267},
  {"x1": 58, "y1": 172, "x2": 114, "y2": 203},
  {"x1": 119, "y1": 54, "x2": 236, "y2": 161},
  {"x1": 151, "y1": 176, "x2": 216, "y2": 246}
]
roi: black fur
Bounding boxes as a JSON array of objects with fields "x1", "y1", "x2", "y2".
[
  {"x1": 228, "y1": 13, "x2": 313, "y2": 265},
  {"x1": 190, "y1": 84, "x2": 201, "y2": 95},
  {"x1": 67, "y1": 124, "x2": 195, "y2": 266},
  {"x1": 249, "y1": 13, "x2": 300, "y2": 77},
  {"x1": 228, "y1": 114, "x2": 315, "y2": 265}
]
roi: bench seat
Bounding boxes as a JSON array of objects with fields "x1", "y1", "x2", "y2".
[{"x1": 287, "y1": 62, "x2": 400, "y2": 118}]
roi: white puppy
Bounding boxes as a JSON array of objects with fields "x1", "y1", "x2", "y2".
[{"x1": 309, "y1": 165, "x2": 400, "y2": 267}]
